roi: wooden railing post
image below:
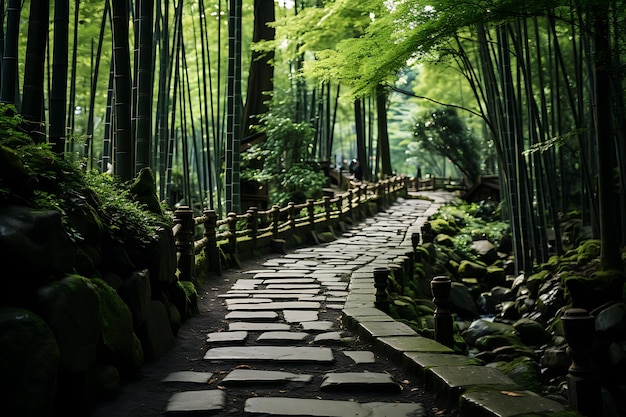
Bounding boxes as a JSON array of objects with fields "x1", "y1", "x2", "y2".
[
  {"x1": 247, "y1": 207, "x2": 258, "y2": 250},
  {"x1": 288, "y1": 202, "x2": 296, "y2": 233},
  {"x1": 431, "y1": 276, "x2": 454, "y2": 348},
  {"x1": 359, "y1": 184, "x2": 368, "y2": 219},
  {"x1": 202, "y1": 209, "x2": 221, "y2": 275},
  {"x1": 271, "y1": 205, "x2": 280, "y2": 239},
  {"x1": 228, "y1": 212, "x2": 237, "y2": 255},
  {"x1": 307, "y1": 199, "x2": 315, "y2": 226},
  {"x1": 562, "y1": 308, "x2": 602, "y2": 416},
  {"x1": 324, "y1": 196, "x2": 332, "y2": 222},
  {"x1": 337, "y1": 195, "x2": 344, "y2": 223},
  {"x1": 174, "y1": 206, "x2": 195, "y2": 281},
  {"x1": 373, "y1": 267, "x2": 389, "y2": 313},
  {"x1": 346, "y1": 190, "x2": 353, "y2": 220}
]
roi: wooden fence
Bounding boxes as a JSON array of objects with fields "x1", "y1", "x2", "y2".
[{"x1": 172, "y1": 176, "x2": 409, "y2": 280}]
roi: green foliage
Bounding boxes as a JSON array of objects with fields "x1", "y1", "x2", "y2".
[
  {"x1": 413, "y1": 107, "x2": 483, "y2": 181},
  {"x1": 84, "y1": 171, "x2": 171, "y2": 245},
  {"x1": 430, "y1": 201, "x2": 509, "y2": 260},
  {"x1": 244, "y1": 108, "x2": 326, "y2": 206}
]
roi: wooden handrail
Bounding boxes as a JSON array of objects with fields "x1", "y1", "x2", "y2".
[{"x1": 172, "y1": 175, "x2": 411, "y2": 280}]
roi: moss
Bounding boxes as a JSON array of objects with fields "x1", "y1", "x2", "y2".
[
  {"x1": 495, "y1": 356, "x2": 542, "y2": 393},
  {"x1": 429, "y1": 218, "x2": 458, "y2": 236},
  {"x1": 576, "y1": 239, "x2": 601, "y2": 264},
  {"x1": 414, "y1": 246, "x2": 431, "y2": 262},
  {"x1": 90, "y1": 278, "x2": 142, "y2": 372}
]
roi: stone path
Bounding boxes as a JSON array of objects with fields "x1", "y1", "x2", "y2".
[{"x1": 160, "y1": 194, "x2": 450, "y2": 416}]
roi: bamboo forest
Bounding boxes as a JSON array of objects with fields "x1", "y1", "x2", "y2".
[{"x1": 2, "y1": 0, "x2": 625, "y2": 276}]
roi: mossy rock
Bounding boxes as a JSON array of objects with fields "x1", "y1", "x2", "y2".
[
  {"x1": 526, "y1": 270, "x2": 551, "y2": 298},
  {"x1": 563, "y1": 269, "x2": 626, "y2": 311},
  {"x1": 458, "y1": 260, "x2": 488, "y2": 279},
  {"x1": 0, "y1": 307, "x2": 60, "y2": 417},
  {"x1": 576, "y1": 239, "x2": 601, "y2": 264},
  {"x1": 392, "y1": 299, "x2": 419, "y2": 321},
  {"x1": 484, "y1": 266, "x2": 506, "y2": 287},
  {"x1": 540, "y1": 255, "x2": 562, "y2": 272},
  {"x1": 434, "y1": 233, "x2": 455, "y2": 248},
  {"x1": 429, "y1": 218, "x2": 458, "y2": 236},
  {"x1": 37, "y1": 275, "x2": 100, "y2": 373},
  {"x1": 494, "y1": 356, "x2": 542, "y2": 392},
  {"x1": 129, "y1": 167, "x2": 162, "y2": 215},
  {"x1": 414, "y1": 246, "x2": 431, "y2": 262},
  {"x1": 90, "y1": 278, "x2": 143, "y2": 374},
  {"x1": 475, "y1": 332, "x2": 522, "y2": 351}
]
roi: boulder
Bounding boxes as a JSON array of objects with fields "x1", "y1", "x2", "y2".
[
  {"x1": 119, "y1": 269, "x2": 152, "y2": 329},
  {"x1": 594, "y1": 302, "x2": 626, "y2": 335},
  {"x1": 448, "y1": 282, "x2": 480, "y2": 319},
  {"x1": 0, "y1": 307, "x2": 60, "y2": 417},
  {"x1": 471, "y1": 239, "x2": 498, "y2": 264},
  {"x1": 513, "y1": 318, "x2": 549, "y2": 347},
  {"x1": 37, "y1": 275, "x2": 100, "y2": 372},
  {"x1": 462, "y1": 318, "x2": 515, "y2": 346},
  {"x1": 458, "y1": 260, "x2": 488, "y2": 280},
  {"x1": 434, "y1": 233, "x2": 455, "y2": 248},
  {"x1": 494, "y1": 356, "x2": 542, "y2": 392},
  {"x1": 0, "y1": 206, "x2": 74, "y2": 279},
  {"x1": 90, "y1": 278, "x2": 143, "y2": 374}
]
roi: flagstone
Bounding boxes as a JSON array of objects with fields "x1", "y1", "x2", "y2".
[
  {"x1": 161, "y1": 371, "x2": 213, "y2": 384},
  {"x1": 257, "y1": 331, "x2": 309, "y2": 342},
  {"x1": 165, "y1": 390, "x2": 225, "y2": 414},
  {"x1": 225, "y1": 311, "x2": 278, "y2": 321},
  {"x1": 244, "y1": 397, "x2": 426, "y2": 417},
  {"x1": 344, "y1": 350, "x2": 376, "y2": 364},
  {"x1": 229, "y1": 322, "x2": 291, "y2": 331},
  {"x1": 221, "y1": 369, "x2": 313, "y2": 385},
  {"x1": 300, "y1": 321, "x2": 336, "y2": 331},
  {"x1": 313, "y1": 331, "x2": 343, "y2": 342},
  {"x1": 227, "y1": 301, "x2": 320, "y2": 311},
  {"x1": 204, "y1": 346, "x2": 334, "y2": 363},
  {"x1": 283, "y1": 310, "x2": 319, "y2": 323},
  {"x1": 206, "y1": 331, "x2": 248, "y2": 344},
  {"x1": 320, "y1": 372, "x2": 400, "y2": 392}
]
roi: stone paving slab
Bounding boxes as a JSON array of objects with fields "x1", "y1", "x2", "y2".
[
  {"x1": 165, "y1": 390, "x2": 226, "y2": 414},
  {"x1": 283, "y1": 310, "x2": 319, "y2": 323},
  {"x1": 221, "y1": 369, "x2": 313, "y2": 385},
  {"x1": 257, "y1": 331, "x2": 309, "y2": 342},
  {"x1": 461, "y1": 389, "x2": 566, "y2": 417},
  {"x1": 358, "y1": 320, "x2": 417, "y2": 337},
  {"x1": 320, "y1": 372, "x2": 400, "y2": 392},
  {"x1": 161, "y1": 371, "x2": 213, "y2": 384},
  {"x1": 244, "y1": 397, "x2": 426, "y2": 417},
  {"x1": 225, "y1": 298, "x2": 273, "y2": 305},
  {"x1": 300, "y1": 321, "x2": 336, "y2": 331},
  {"x1": 265, "y1": 284, "x2": 320, "y2": 290},
  {"x1": 224, "y1": 311, "x2": 279, "y2": 321},
  {"x1": 376, "y1": 336, "x2": 455, "y2": 354},
  {"x1": 228, "y1": 322, "x2": 291, "y2": 331},
  {"x1": 206, "y1": 331, "x2": 248, "y2": 344},
  {"x1": 262, "y1": 278, "x2": 316, "y2": 284},
  {"x1": 204, "y1": 346, "x2": 335, "y2": 363},
  {"x1": 402, "y1": 352, "x2": 482, "y2": 378},
  {"x1": 227, "y1": 301, "x2": 321, "y2": 311},
  {"x1": 313, "y1": 331, "x2": 343, "y2": 343},
  {"x1": 343, "y1": 350, "x2": 376, "y2": 364}
]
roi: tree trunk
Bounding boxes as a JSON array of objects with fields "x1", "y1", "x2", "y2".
[
  {"x1": 592, "y1": 5, "x2": 622, "y2": 271},
  {"x1": 111, "y1": 0, "x2": 134, "y2": 180},
  {"x1": 21, "y1": 0, "x2": 49, "y2": 142},
  {"x1": 134, "y1": 0, "x2": 154, "y2": 173},
  {"x1": 376, "y1": 84, "x2": 392, "y2": 178},
  {"x1": 50, "y1": 0, "x2": 69, "y2": 154},
  {"x1": 225, "y1": 0, "x2": 242, "y2": 213},
  {"x1": 242, "y1": 0, "x2": 275, "y2": 139},
  {"x1": 1, "y1": 0, "x2": 20, "y2": 105}
]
